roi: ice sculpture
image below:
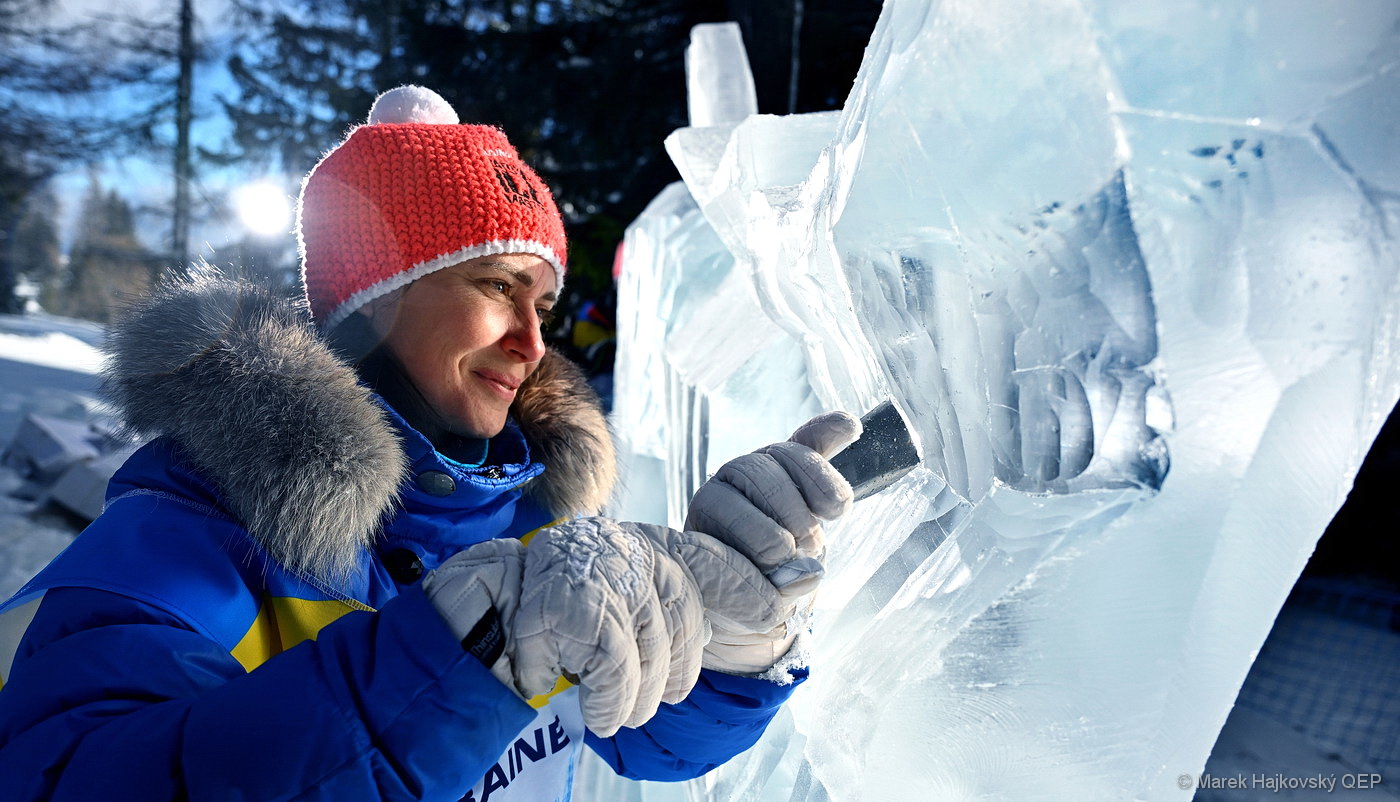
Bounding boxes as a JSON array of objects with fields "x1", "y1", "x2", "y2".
[{"x1": 591, "y1": 0, "x2": 1400, "y2": 799}]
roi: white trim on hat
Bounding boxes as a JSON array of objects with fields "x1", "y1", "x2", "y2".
[{"x1": 320, "y1": 239, "x2": 566, "y2": 331}]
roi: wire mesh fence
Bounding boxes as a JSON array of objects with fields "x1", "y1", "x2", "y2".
[{"x1": 1232, "y1": 577, "x2": 1400, "y2": 775}]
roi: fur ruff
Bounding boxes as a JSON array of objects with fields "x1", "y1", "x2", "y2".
[
  {"x1": 102, "y1": 269, "x2": 616, "y2": 586},
  {"x1": 512, "y1": 347, "x2": 616, "y2": 520}
]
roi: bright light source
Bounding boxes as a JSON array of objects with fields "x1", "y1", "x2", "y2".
[{"x1": 232, "y1": 181, "x2": 293, "y2": 237}]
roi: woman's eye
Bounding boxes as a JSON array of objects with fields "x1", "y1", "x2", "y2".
[
  {"x1": 537, "y1": 308, "x2": 556, "y2": 329},
  {"x1": 483, "y1": 279, "x2": 510, "y2": 294}
]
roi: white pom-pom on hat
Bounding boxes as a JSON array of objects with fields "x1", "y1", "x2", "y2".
[{"x1": 367, "y1": 85, "x2": 460, "y2": 125}]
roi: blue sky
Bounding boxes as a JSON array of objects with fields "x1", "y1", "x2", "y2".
[{"x1": 47, "y1": 0, "x2": 297, "y2": 260}]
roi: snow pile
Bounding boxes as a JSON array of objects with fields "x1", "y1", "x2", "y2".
[
  {"x1": 0, "y1": 314, "x2": 107, "y2": 599},
  {"x1": 0, "y1": 331, "x2": 105, "y2": 374},
  {"x1": 598, "y1": 0, "x2": 1400, "y2": 799},
  {"x1": 0, "y1": 468, "x2": 80, "y2": 601}
]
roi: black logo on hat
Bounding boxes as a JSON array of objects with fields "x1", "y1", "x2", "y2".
[{"x1": 491, "y1": 158, "x2": 543, "y2": 208}]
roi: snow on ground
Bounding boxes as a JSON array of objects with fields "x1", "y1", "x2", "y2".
[
  {"x1": 0, "y1": 313, "x2": 107, "y2": 600},
  {"x1": 0, "y1": 331, "x2": 105, "y2": 374},
  {"x1": 0, "y1": 310, "x2": 106, "y2": 349},
  {"x1": 0, "y1": 313, "x2": 110, "y2": 439},
  {"x1": 0, "y1": 467, "x2": 81, "y2": 601}
]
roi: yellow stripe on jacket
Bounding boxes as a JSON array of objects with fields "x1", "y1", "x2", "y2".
[{"x1": 230, "y1": 584, "x2": 572, "y2": 708}]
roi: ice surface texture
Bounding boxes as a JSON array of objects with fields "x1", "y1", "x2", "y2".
[{"x1": 592, "y1": 2, "x2": 1400, "y2": 800}]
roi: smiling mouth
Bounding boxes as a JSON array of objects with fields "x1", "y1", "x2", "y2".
[{"x1": 474, "y1": 371, "x2": 520, "y2": 397}]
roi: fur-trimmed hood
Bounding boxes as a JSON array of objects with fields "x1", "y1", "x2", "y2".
[{"x1": 102, "y1": 270, "x2": 616, "y2": 584}]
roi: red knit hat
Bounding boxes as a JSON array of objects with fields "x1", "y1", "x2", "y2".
[{"x1": 298, "y1": 86, "x2": 567, "y2": 330}]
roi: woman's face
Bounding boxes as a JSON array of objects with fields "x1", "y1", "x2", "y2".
[{"x1": 379, "y1": 253, "x2": 558, "y2": 439}]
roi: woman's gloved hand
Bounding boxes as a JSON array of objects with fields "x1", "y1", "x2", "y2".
[
  {"x1": 683, "y1": 411, "x2": 861, "y2": 674},
  {"x1": 421, "y1": 538, "x2": 528, "y2": 694},
  {"x1": 513, "y1": 518, "x2": 705, "y2": 736},
  {"x1": 426, "y1": 518, "x2": 779, "y2": 737}
]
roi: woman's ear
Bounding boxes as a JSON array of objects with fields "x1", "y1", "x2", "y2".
[
  {"x1": 360, "y1": 287, "x2": 407, "y2": 340},
  {"x1": 324, "y1": 312, "x2": 384, "y2": 365},
  {"x1": 324, "y1": 287, "x2": 406, "y2": 365}
]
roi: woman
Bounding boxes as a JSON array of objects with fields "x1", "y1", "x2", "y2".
[{"x1": 0, "y1": 87, "x2": 856, "y2": 801}]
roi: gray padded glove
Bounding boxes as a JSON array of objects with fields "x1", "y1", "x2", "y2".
[
  {"x1": 426, "y1": 520, "x2": 719, "y2": 737},
  {"x1": 421, "y1": 538, "x2": 528, "y2": 695},
  {"x1": 512, "y1": 518, "x2": 709, "y2": 736},
  {"x1": 684, "y1": 411, "x2": 861, "y2": 674}
]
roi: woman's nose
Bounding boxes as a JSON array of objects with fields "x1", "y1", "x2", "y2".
[{"x1": 504, "y1": 308, "x2": 548, "y2": 363}]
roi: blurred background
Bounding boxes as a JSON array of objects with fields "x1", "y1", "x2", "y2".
[{"x1": 0, "y1": 0, "x2": 885, "y2": 377}]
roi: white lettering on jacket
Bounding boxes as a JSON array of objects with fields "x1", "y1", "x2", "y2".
[{"x1": 460, "y1": 688, "x2": 584, "y2": 802}]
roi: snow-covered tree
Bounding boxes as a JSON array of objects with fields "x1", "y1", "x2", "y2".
[{"x1": 47, "y1": 177, "x2": 158, "y2": 322}]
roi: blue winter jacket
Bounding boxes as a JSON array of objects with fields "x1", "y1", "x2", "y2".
[{"x1": 0, "y1": 276, "x2": 803, "y2": 801}]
